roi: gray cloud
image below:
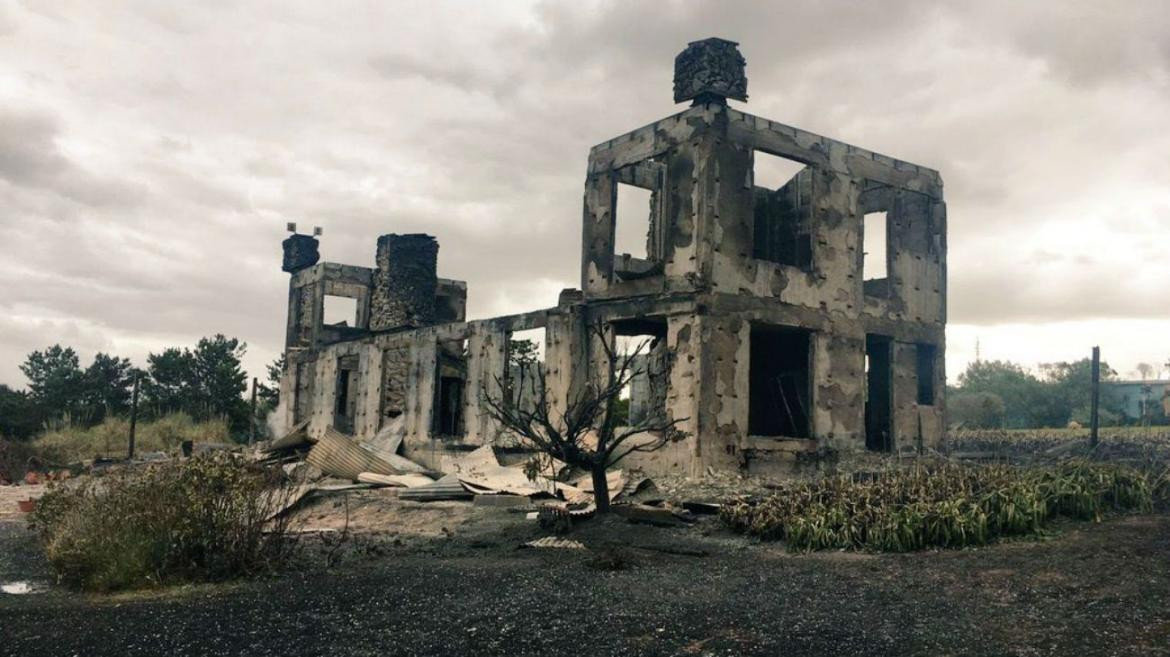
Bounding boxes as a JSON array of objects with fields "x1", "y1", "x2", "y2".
[
  {"x1": 0, "y1": 0, "x2": 1168, "y2": 387},
  {"x1": 0, "y1": 108, "x2": 146, "y2": 209}
]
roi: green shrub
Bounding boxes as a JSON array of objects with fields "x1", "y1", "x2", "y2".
[
  {"x1": 721, "y1": 461, "x2": 1155, "y2": 553},
  {"x1": 30, "y1": 453, "x2": 294, "y2": 591}
]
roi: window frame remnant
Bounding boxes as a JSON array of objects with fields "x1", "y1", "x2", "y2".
[
  {"x1": 612, "y1": 160, "x2": 668, "y2": 281},
  {"x1": 751, "y1": 150, "x2": 813, "y2": 271}
]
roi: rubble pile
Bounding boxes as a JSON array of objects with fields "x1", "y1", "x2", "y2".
[{"x1": 256, "y1": 422, "x2": 706, "y2": 529}]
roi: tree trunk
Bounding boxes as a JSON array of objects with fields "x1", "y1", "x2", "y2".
[{"x1": 591, "y1": 463, "x2": 611, "y2": 513}]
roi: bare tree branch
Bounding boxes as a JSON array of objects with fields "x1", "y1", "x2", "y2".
[{"x1": 482, "y1": 320, "x2": 688, "y2": 511}]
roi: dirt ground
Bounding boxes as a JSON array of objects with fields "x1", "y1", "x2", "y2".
[
  {"x1": 0, "y1": 483, "x2": 46, "y2": 521},
  {"x1": 1, "y1": 485, "x2": 1168, "y2": 657}
]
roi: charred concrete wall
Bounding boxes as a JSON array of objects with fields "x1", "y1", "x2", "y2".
[
  {"x1": 278, "y1": 39, "x2": 946, "y2": 479},
  {"x1": 285, "y1": 262, "x2": 373, "y2": 350},
  {"x1": 579, "y1": 96, "x2": 945, "y2": 474}
]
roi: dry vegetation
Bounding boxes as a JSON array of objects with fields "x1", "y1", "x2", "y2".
[
  {"x1": 31, "y1": 412, "x2": 230, "y2": 463},
  {"x1": 947, "y1": 426, "x2": 1170, "y2": 465},
  {"x1": 28, "y1": 453, "x2": 295, "y2": 591}
]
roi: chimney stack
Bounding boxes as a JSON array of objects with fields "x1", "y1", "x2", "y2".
[{"x1": 370, "y1": 233, "x2": 439, "y2": 330}]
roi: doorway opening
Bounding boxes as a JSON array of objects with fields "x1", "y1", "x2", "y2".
[
  {"x1": 506, "y1": 328, "x2": 546, "y2": 412},
  {"x1": 334, "y1": 355, "x2": 359, "y2": 434},
  {"x1": 865, "y1": 334, "x2": 893, "y2": 451},
  {"x1": 748, "y1": 325, "x2": 812, "y2": 438},
  {"x1": 433, "y1": 339, "x2": 467, "y2": 437}
]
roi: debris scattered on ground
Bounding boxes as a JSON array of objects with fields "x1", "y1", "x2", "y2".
[
  {"x1": 267, "y1": 420, "x2": 312, "y2": 452},
  {"x1": 612, "y1": 503, "x2": 695, "y2": 527},
  {"x1": 359, "y1": 417, "x2": 405, "y2": 462},
  {"x1": 472, "y1": 494, "x2": 530, "y2": 508},
  {"x1": 680, "y1": 501, "x2": 721, "y2": 515},
  {"x1": 523, "y1": 536, "x2": 586, "y2": 550},
  {"x1": 306, "y1": 428, "x2": 403, "y2": 481},
  {"x1": 442, "y1": 445, "x2": 556, "y2": 496},
  {"x1": 265, "y1": 484, "x2": 316, "y2": 521},
  {"x1": 1, "y1": 580, "x2": 49, "y2": 595},
  {"x1": 537, "y1": 505, "x2": 572, "y2": 533},
  {"x1": 398, "y1": 474, "x2": 474, "y2": 501},
  {"x1": 357, "y1": 472, "x2": 435, "y2": 488},
  {"x1": 571, "y1": 469, "x2": 626, "y2": 502}
]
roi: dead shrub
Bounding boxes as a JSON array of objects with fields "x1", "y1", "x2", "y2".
[{"x1": 29, "y1": 453, "x2": 296, "y2": 591}]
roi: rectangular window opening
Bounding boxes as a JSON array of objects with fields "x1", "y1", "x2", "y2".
[
  {"x1": 753, "y1": 150, "x2": 812, "y2": 270},
  {"x1": 863, "y1": 211, "x2": 888, "y2": 282},
  {"x1": 916, "y1": 343, "x2": 936, "y2": 405},
  {"x1": 611, "y1": 318, "x2": 669, "y2": 428},
  {"x1": 614, "y1": 183, "x2": 653, "y2": 259},
  {"x1": 434, "y1": 339, "x2": 467, "y2": 437},
  {"x1": 506, "y1": 328, "x2": 546, "y2": 412},
  {"x1": 754, "y1": 150, "x2": 807, "y2": 190},
  {"x1": 323, "y1": 295, "x2": 358, "y2": 327},
  {"x1": 334, "y1": 355, "x2": 359, "y2": 435},
  {"x1": 748, "y1": 325, "x2": 812, "y2": 438}
]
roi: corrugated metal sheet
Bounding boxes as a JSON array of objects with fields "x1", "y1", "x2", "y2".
[
  {"x1": 306, "y1": 427, "x2": 400, "y2": 480},
  {"x1": 357, "y1": 472, "x2": 435, "y2": 487},
  {"x1": 524, "y1": 536, "x2": 585, "y2": 549},
  {"x1": 397, "y1": 474, "x2": 473, "y2": 501},
  {"x1": 267, "y1": 420, "x2": 312, "y2": 451}
]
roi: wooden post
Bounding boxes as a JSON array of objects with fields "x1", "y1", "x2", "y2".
[
  {"x1": 249, "y1": 376, "x2": 259, "y2": 445},
  {"x1": 127, "y1": 373, "x2": 140, "y2": 460},
  {"x1": 1089, "y1": 346, "x2": 1100, "y2": 448}
]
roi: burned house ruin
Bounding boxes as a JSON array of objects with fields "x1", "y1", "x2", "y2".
[{"x1": 277, "y1": 38, "x2": 947, "y2": 476}]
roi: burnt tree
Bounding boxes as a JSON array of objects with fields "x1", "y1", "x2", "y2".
[{"x1": 482, "y1": 323, "x2": 686, "y2": 513}]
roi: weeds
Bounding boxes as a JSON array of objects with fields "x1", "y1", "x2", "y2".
[
  {"x1": 32, "y1": 413, "x2": 230, "y2": 463},
  {"x1": 948, "y1": 427, "x2": 1170, "y2": 462},
  {"x1": 30, "y1": 453, "x2": 295, "y2": 591},
  {"x1": 721, "y1": 461, "x2": 1156, "y2": 552}
]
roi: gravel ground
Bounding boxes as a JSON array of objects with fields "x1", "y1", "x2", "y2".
[{"x1": 2, "y1": 507, "x2": 1169, "y2": 657}]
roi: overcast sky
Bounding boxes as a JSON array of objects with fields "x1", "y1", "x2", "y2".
[{"x1": 1, "y1": 0, "x2": 1168, "y2": 390}]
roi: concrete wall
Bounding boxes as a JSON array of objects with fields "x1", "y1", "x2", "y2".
[
  {"x1": 279, "y1": 99, "x2": 946, "y2": 480},
  {"x1": 576, "y1": 102, "x2": 946, "y2": 474}
]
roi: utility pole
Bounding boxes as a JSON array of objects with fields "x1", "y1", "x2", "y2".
[
  {"x1": 249, "y1": 376, "x2": 259, "y2": 445},
  {"x1": 127, "y1": 373, "x2": 140, "y2": 460},
  {"x1": 1089, "y1": 346, "x2": 1100, "y2": 449}
]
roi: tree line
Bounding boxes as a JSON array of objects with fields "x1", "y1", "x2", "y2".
[
  {"x1": 0, "y1": 335, "x2": 281, "y2": 441},
  {"x1": 948, "y1": 358, "x2": 1166, "y2": 429}
]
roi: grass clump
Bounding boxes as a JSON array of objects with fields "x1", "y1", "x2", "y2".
[
  {"x1": 30, "y1": 453, "x2": 294, "y2": 591},
  {"x1": 32, "y1": 412, "x2": 230, "y2": 463},
  {"x1": 721, "y1": 461, "x2": 1155, "y2": 553}
]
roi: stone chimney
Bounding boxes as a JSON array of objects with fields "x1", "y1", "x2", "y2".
[
  {"x1": 673, "y1": 37, "x2": 748, "y2": 105},
  {"x1": 369, "y1": 233, "x2": 439, "y2": 330},
  {"x1": 281, "y1": 234, "x2": 320, "y2": 273}
]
